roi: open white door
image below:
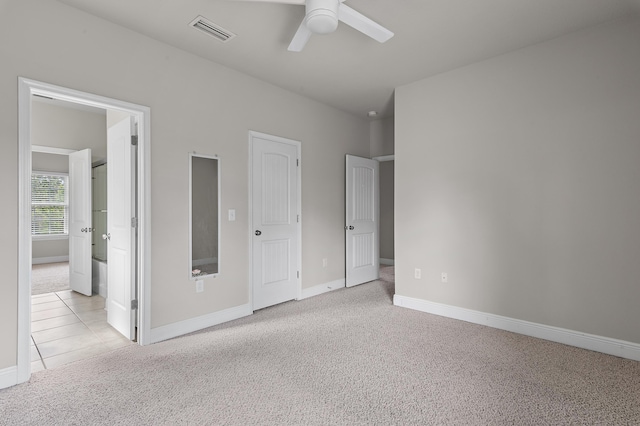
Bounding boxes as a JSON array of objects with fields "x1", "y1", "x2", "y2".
[
  {"x1": 345, "y1": 155, "x2": 379, "y2": 287},
  {"x1": 68, "y1": 149, "x2": 93, "y2": 296},
  {"x1": 106, "y1": 117, "x2": 136, "y2": 339},
  {"x1": 251, "y1": 132, "x2": 300, "y2": 311}
]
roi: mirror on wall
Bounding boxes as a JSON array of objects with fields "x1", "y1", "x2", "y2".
[{"x1": 189, "y1": 153, "x2": 220, "y2": 279}]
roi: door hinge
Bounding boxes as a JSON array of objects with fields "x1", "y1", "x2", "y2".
[
  {"x1": 297, "y1": 271, "x2": 300, "y2": 279},
  {"x1": 296, "y1": 159, "x2": 299, "y2": 167},
  {"x1": 131, "y1": 135, "x2": 138, "y2": 146},
  {"x1": 131, "y1": 217, "x2": 138, "y2": 228},
  {"x1": 297, "y1": 214, "x2": 299, "y2": 223},
  {"x1": 131, "y1": 299, "x2": 138, "y2": 310}
]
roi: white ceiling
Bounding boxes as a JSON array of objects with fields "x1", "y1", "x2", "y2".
[{"x1": 57, "y1": 0, "x2": 640, "y2": 119}]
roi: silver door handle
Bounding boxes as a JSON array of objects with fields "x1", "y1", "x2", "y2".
[
  {"x1": 255, "y1": 230, "x2": 262, "y2": 236},
  {"x1": 81, "y1": 228, "x2": 87, "y2": 233},
  {"x1": 102, "y1": 233, "x2": 111, "y2": 240},
  {"x1": 348, "y1": 226, "x2": 354, "y2": 230}
]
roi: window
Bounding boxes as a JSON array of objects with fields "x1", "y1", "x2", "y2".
[{"x1": 31, "y1": 172, "x2": 69, "y2": 237}]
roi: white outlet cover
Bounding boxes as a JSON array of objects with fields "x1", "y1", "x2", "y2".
[
  {"x1": 228, "y1": 209, "x2": 236, "y2": 221},
  {"x1": 441, "y1": 273, "x2": 448, "y2": 283},
  {"x1": 196, "y1": 280, "x2": 204, "y2": 292}
]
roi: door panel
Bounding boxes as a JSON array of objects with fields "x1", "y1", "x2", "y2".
[
  {"x1": 346, "y1": 155, "x2": 379, "y2": 287},
  {"x1": 251, "y1": 134, "x2": 299, "y2": 310},
  {"x1": 68, "y1": 149, "x2": 92, "y2": 296},
  {"x1": 107, "y1": 116, "x2": 136, "y2": 340}
]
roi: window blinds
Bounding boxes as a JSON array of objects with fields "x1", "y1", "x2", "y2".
[{"x1": 31, "y1": 173, "x2": 69, "y2": 236}]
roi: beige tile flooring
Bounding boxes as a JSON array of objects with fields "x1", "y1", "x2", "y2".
[{"x1": 31, "y1": 290, "x2": 133, "y2": 372}]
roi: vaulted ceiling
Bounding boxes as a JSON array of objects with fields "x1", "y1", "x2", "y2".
[{"x1": 57, "y1": 0, "x2": 640, "y2": 119}]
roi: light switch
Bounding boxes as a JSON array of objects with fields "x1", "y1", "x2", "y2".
[{"x1": 228, "y1": 209, "x2": 236, "y2": 221}]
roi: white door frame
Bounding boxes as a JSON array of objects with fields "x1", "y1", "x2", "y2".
[
  {"x1": 17, "y1": 77, "x2": 152, "y2": 385},
  {"x1": 248, "y1": 130, "x2": 302, "y2": 310}
]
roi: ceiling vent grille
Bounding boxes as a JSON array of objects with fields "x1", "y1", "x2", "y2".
[{"x1": 190, "y1": 16, "x2": 236, "y2": 43}]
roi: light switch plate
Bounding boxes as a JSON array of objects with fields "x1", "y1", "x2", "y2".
[{"x1": 228, "y1": 209, "x2": 236, "y2": 221}]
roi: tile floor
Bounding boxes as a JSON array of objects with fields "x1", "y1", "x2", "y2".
[{"x1": 31, "y1": 290, "x2": 133, "y2": 372}]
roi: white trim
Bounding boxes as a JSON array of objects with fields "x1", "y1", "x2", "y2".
[
  {"x1": 32, "y1": 235, "x2": 69, "y2": 241},
  {"x1": 31, "y1": 145, "x2": 76, "y2": 155},
  {"x1": 0, "y1": 366, "x2": 18, "y2": 390},
  {"x1": 299, "y1": 278, "x2": 345, "y2": 300},
  {"x1": 17, "y1": 79, "x2": 32, "y2": 385},
  {"x1": 248, "y1": 131, "x2": 302, "y2": 310},
  {"x1": 393, "y1": 294, "x2": 640, "y2": 362},
  {"x1": 32, "y1": 256, "x2": 69, "y2": 265},
  {"x1": 149, "y1": 303, "x2": 252, "y2": 344},
  {"x1": 18, "y1": 78, "x2": 152, "y2": 386},
  {"x1": 380, "y1": 258, "x2": 395, "y2": 266},
  {"x1": 373, "y1": 155, "x2": 394, "y2": 162}
]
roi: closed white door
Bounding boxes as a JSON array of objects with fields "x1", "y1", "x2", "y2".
[
  {"x1": 251, "y1": 132, "x2": 300, "y2": 311},
  {"x1": 68, "y1": 149, "x2": 93, "y2": 296},
  {"x1": 345, "y1": 155, "x2": 379, "y2": 287},
  {"x1": 107, "y1": 117, "x2": 136, "y2": 339}
]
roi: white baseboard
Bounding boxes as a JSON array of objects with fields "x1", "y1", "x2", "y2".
[
  {"x1": 0, "y1": 366, "x2": 18, "y2": 390},
  {"x1": 393, "y1": 294, "x2": 640, "y2": 362},
  {"x1": 380, "y1": 258, "x2": 395, "y2": 266},
  {"x1": 32, "y1": 256, "x2": 69, "y2": 265},
  {"x1": 299, "y1": 278, "x2": 345, "y2": 300},
  {"x1": 149, "y1": 303, "x2": 252, "y2": 344},
  {"x1": 192, "y1": 258, "x2": 217, "y2": 267}
]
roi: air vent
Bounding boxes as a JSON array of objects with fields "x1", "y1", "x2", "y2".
[{"x1": 189, "y1": 16, "x2": 236, "y2": 43}]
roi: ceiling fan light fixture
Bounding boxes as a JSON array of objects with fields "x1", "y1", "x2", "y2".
[{"x1": 305, "y1": 0, "x2": 339, "y2": 34}]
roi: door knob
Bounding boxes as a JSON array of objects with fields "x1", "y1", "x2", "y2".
[
  {"x1": 81, "y1": 228, "x2": 87, "y2": 233},
  {"x1": 348, "y1": 226, "x2": 354, "y2": 230},
  {"x1": 102, "y1": 233, "x2": 111, "y2": 240},
  {"x1": 255, "y1": 230, "x2": 262, "y2": 236}
]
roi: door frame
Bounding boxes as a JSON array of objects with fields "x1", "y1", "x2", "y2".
[
  {"x1": 248, "y1": 130, "x2": 302, "y2": 311},
  {"x1": 17, "y1": 78, "x2": 152, "y2": 384}
]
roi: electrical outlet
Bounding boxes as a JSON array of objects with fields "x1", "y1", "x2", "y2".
[
  {"x1": 441, "y1": 272, "x2": 448, "y2": 283},
  {"x1": 196, "y1": 280, "x2": 204, "y2": 293},
  {"x1": 322, "y1": 258, "x2": 328, "y2": 267},
  {"x1": 414, "y1": 268, "x2": 421, "y2": 279}
]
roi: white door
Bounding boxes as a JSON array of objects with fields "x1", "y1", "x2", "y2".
[
  {"x1": 345, "y1": 155, "x2": 379, "y2": 287},
  {"x1": 68, "y1": 149, "x2": 93, "y2": 296},
  {"x1": 251, "y1": 132, "x2": 300, "y2": 311},
  {"x1": 106, "y1": 117, "x2": 136, "y2": 339}
]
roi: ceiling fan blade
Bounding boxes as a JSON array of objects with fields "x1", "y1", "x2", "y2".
[
  {"x1": 337, "y1": 4, "x2": 394, "y2": 43},
  {"x1": 229, "y1": 0, "x2": 305, "y2": 4},
  {"x1": 288, "y1": 20, "x2": 313, "y2": 52}
]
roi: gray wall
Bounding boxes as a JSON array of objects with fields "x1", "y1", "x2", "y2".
[
  {"x1": 0, "y1": 0, "x2": 369, "y2": 370},
  {"x1": 32, "y1": 100, "x2": 107, "y2": 162},
  {"x1": 370, "y1": 117, "x2": 394, "y2": 158},
  {"x1": 395, "y1": 17, "x2": 640, "y2": 344}
]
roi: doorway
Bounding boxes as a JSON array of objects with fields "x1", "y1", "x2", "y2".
[{"x1": 17, "y1": 78, "x2": 151, "y2": 384}]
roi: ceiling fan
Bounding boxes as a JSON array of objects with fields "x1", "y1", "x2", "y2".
[{"x1": 236, "y1": 0, "x2": 394, "y2": 52}]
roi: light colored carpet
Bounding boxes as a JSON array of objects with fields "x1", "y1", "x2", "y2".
[
  {"x1": 31, "y1": 262, "x2": 70, "y2": 295},
  {"x1": 2, "y1": 266, "x2": 640, "y2": 424}
]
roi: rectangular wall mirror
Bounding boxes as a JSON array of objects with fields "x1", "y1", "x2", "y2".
[{"x1": 189, "y1": 153, "x2": 220, "y2": 279}]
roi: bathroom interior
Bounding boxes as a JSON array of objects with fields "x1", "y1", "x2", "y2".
[
  {"x1": 30, "y1": 98, "x2": 133, "y2": 371},
  {"x1": 91, "y1": 161, "x2": 108, "y2": 297}
]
